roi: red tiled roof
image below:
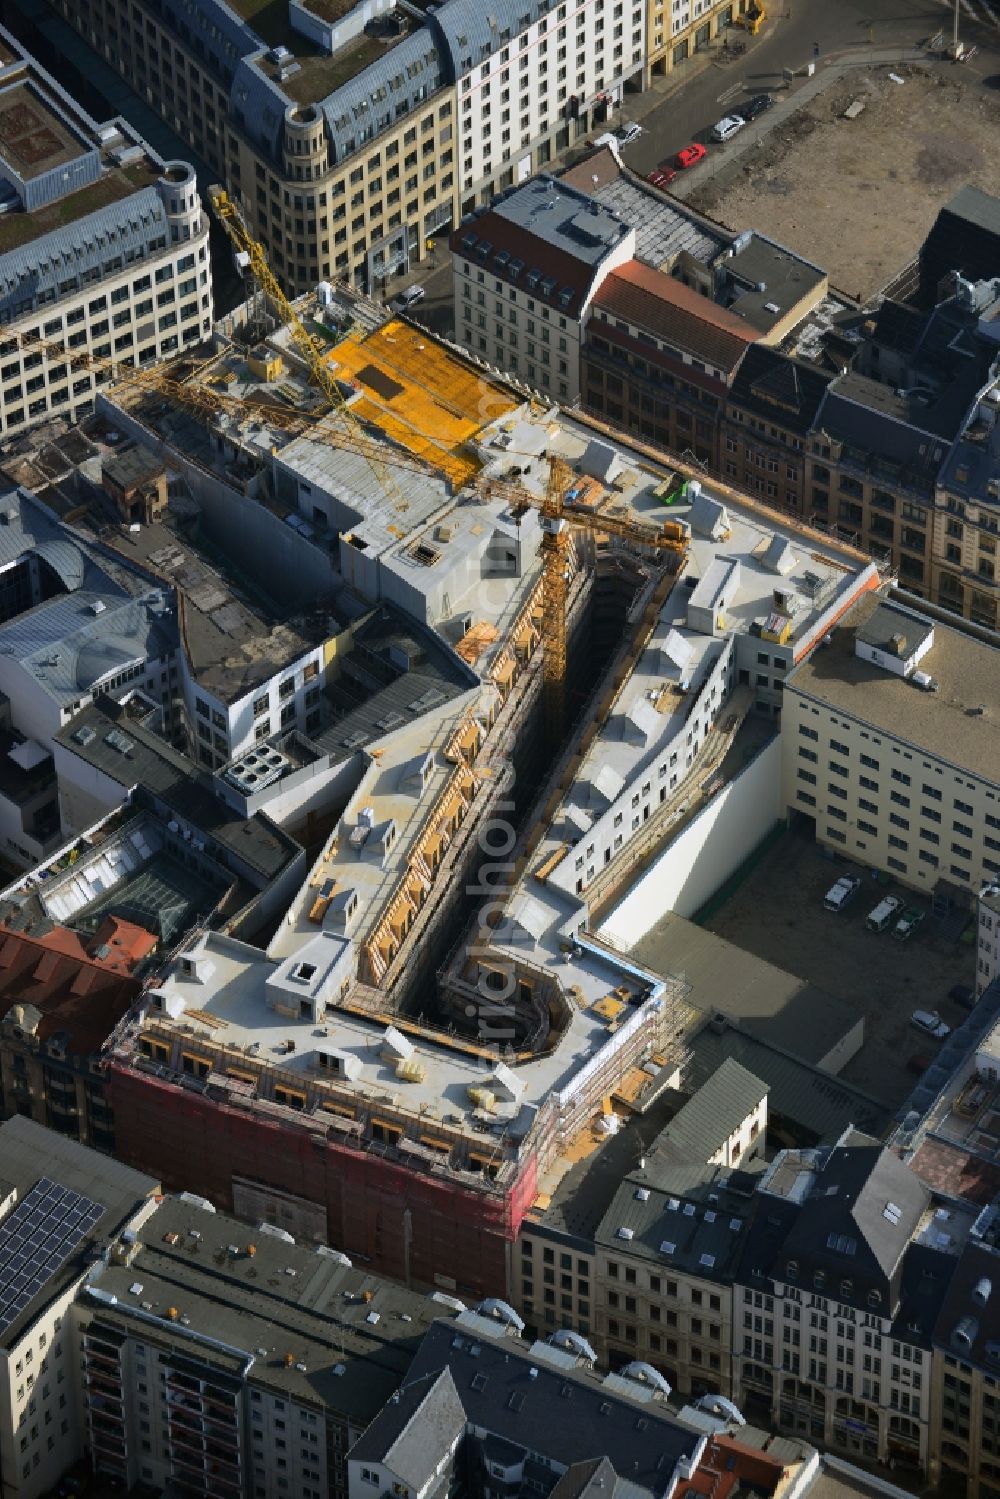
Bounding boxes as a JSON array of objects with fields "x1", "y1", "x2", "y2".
[
  {"x1": 593, "y1": 261, "x2": 759, "y2": 372},
  {"x1": 686, "y1": 1435, "x2": 786, "y2": 1499},
  {"x1": 91, "y1": 915, "x2": 158, "y2": 971},
  {"x1": 0, "y1": 925, "x2": 141, "y2": 1054},
  {"x1": 909, "y1": 1136, "x2": 1000, "y2": 1207}
]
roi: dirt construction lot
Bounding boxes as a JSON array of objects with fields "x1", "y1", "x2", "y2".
[
  {"x1": 685, "y1": 65, "x2": 1000, "y2": 300},
  {"x1": 703, "y1": 830, "x2": 977, "y2": 1111}
]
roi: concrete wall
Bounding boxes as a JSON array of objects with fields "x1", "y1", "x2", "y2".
[{"x1": 599, "y1": 732, "x2": 781, "y2": 946}]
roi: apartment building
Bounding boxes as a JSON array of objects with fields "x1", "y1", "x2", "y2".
[
  {"x1": 515, "y1": 1060, "x2": 767, "y2": 1398},
  {"x1": 731, "y1": 1139, "x2": 944, "y2": 1476},
  {"x1": 451, "y1": 0, "x2": 645, "y2": 214},
  {"x1": 781, "y1": 593, "x2": 1000, "y2": 902},
  {"x1": 452, "y1": 174, "x2": 635, "y2": 402},
  {"x1": 0, "y1": 1116, "x2": 158, "y2": 1499},
  {"x1": 932, "y1": 368, "x2": 1000, "y2": 632},
  {"x1": 0, "y1": 26, "x2": 211, "y2": 437},
  {"x1": 0, "y1": 918, "x2": 147, "y2": 1149},
  {"x1": 720, "y1": 345, "x2": 831, "y2": 516}
]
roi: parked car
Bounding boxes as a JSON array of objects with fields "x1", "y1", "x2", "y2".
[
  {"x1": 675, "y1": 143, "x2": 707, "y2": 169},
  {"x1": 949, "y1": 983, "x2": 976, "y2": 1009},
  {"x1": 892, "y1": 906, "x2": 926, "y2": 941},
  {"x1": 823, "y1": 875, "x2": 861, "y2": 913},
  {"x1": 906, "y1": 1053, "x2": 932, "y2": 1076},
  {"x1": 392, "y1": 284, "x2": 425, "y2": 311},
  {"x1": 738, "y1": 93, "x2": 774, "y2": 122},
  {"x1": 618, "y1": 121, "x2": 642, "y2": 145},
  {"x1": 647, "y1": 162, "x2": 677, "y2": 189},
  {"x1": 711, "y1": 115, "x2": 746, "y2": 143},
  {"x1": 911, "y1": 1009, "x2": 951, "y2": 1040},
  {"x1": 866, "y1": 894, "x2": 903, "y2": 932}
]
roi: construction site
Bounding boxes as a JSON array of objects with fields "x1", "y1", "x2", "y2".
[{"x1": 0, "y1": 190, "x2": 885, "y2": 1300}]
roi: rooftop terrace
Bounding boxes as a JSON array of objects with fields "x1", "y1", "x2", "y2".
[{"x1": 0, "y1": 155, "x2": 159, "y2": 254}]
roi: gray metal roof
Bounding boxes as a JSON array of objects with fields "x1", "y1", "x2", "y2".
[
  {"x1": 319, "y1": 33, "x2": 444, "y2": 165},
  {"x1": 661, "y1": 1057, "x2": 766, "y2": 1162},
  {"x1": 3, "y1": 587, "x2": 176, "y2": 706},
  {"x1": 429, "y1": 0, "x2": 556, "y2": 77},
  {"x1": 683, "y1": 1021, "x2": 892, "y2": 1144},
  {"x1": 0, "y1": 185, "x2": 168, "y2": 317}
]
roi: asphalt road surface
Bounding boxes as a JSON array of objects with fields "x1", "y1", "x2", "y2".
[{"x1": 396, "y1": 0, "x2": 1000, "y2": 339}]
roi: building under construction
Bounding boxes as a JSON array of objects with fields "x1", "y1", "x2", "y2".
[{"x1": 35, "y1": 279, "x2": 882, "y2": 1300}]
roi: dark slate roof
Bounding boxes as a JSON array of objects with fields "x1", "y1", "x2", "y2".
[
  {"x1": 727, "y1": 345, "x2": 832, "y2": 436},
  {"x1": 933, "y1": 1241, "x2": 1000, "y2": 1372},
  {"x1": 919, "y1": 186, "x2": 1000, "y2": 306},
  {"x1": 871, "y1": 300, "x2": 926, "y2": 357},
  {"x1": 594, "y1": 1173, "x2": 751, "y2": 1283},
  {"x1": 891, "y1": 1244, "x2": 956, "y2": 1352},
  {"x1": 777, "y1": 1146, "x2": 929, "y2": 1307},
  {"x1": 55, "y1": 697, "x2": 302, "y2": 884},
  {"x1": 352, "y1": 1318, "x2": 701, "y2": 1491}
]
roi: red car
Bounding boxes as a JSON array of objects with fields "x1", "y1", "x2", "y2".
[
  {"x1": 647, "y1": 163, "x2": 677, "y2": 190},
  {"x1": 675, "y1": 142, "x2": 707, "y2": 169}
]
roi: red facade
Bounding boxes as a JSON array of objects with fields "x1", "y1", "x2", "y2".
[{"x1": 107, "y1": 1062, "x2": 538, "y2": 1299}]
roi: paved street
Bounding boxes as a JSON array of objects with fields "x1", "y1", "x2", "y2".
[{"x1": 396, "y1": 0, "x2": 1000, "y2": 341}]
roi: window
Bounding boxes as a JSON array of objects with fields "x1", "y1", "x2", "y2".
[{"x1": 860, "y1": 754, "x2": 879, "y2": 770}]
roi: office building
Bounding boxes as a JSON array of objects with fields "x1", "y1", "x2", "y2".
[
  {"x1": 49, "y1": 0, "x2": 647, "y2": 294},
  {"x1": 781, "y1": 592, "x2": 1000, "y2": 902}
]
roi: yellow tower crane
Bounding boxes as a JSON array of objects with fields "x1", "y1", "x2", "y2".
[
  {"x1": 486, "y1": 455, "x2": 689, "y2": 741},
  {"x1": 208, "y1": 185, "x2": 411, "y2": 512}
]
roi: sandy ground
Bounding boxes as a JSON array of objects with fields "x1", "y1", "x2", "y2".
[
  {"x1": 685, "y1": 65, "x2": 1000, "y2": 299},
  {"x1": 702, "y1": 829, "x2": 976, "y2": 1110}
]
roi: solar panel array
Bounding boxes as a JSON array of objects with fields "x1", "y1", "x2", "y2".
[{"x1": 0, "y1": 1177, "x2": 103, "y2": 1334}]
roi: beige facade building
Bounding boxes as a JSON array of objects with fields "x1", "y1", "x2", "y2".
[
  {"x1": 513, "y1": 1059, "x2": 767, "y2": 1401},
  {"x1": 646, "y1": 0, "x2": 754, "y2": 81},
  {"x1": 781, "y1": 592, "x2": 1000, "y2": 902}
]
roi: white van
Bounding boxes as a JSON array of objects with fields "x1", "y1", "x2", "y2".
[
  {"x1": 824, "y1": 875, "x2": 860, "y2": 912},
  {"x1": 866, "y1": 894, "x2": 903, "y2": 932}
]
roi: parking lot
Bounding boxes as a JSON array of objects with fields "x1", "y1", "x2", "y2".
[
  {"x1": 679, "y1": 62, "x2": 1000, "y2": 300},
  {"x1": 702, "y1": 828, "x2": 977, "y2": 1110}
]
